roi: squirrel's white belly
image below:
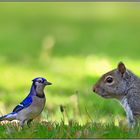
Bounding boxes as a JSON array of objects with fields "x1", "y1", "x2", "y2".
[
  {"x1": 16, "y1": 96, "x2": 46, "y2": 121},
  {"x1": 120, "y1": 96, "x2": 135, "y2": 126}
]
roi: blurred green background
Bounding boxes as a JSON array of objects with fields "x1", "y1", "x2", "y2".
[{"x1": 0, "y1": 2, "x2": 140, "y2": 125}]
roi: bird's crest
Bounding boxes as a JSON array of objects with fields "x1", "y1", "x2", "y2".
[{"x1": 32, "y1": 77, "x2": 47, "y2": 83}]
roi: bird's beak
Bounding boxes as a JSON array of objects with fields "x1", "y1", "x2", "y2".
[{"x1": 44, "y1": 81, "x2": 52, "y2": 86}]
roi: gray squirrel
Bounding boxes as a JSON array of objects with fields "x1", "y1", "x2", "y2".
[{"x1": 93, "y1": 62, "x2": 140, "y2": 127}]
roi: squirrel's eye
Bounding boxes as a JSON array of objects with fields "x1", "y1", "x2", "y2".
[{"x1": 105, "y1": 76, "x2": 113, "y2": 83}]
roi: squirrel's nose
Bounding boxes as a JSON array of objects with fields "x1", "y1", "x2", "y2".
[{"x1": 93, "y1": 85, "x2": 97, "y2": 92}]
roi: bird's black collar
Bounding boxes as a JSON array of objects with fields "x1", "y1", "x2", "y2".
[
  {"x1": 33, "y1": 83, "x2": 45, "y2": 98},
  {"x1": 36, "y1": 93, "x2": 45, "y2": 98}
]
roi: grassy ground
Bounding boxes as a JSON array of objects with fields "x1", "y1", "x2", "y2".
[
  {"x1": 0, "y1": 2, "x2": 140, "y2": 138},
  {"x1": 1, "y1": 120, "x2": 140, "y2": 138}
]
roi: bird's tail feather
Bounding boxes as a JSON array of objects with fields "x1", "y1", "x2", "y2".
[{"x1": 0, "y1": 112, "x2": 17, "y2": 121}]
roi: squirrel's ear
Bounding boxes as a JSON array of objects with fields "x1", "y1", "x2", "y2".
[{"x1": 117, "y1": 62, "x2": 126, "y2": 75}]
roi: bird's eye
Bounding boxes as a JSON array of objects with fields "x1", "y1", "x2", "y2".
[
  {"x1": 105, "y1": 76, "x2": 113, "y2": 84},
  {"x1": 38, "y1": 80, "x2": 42, "y2": 83}
]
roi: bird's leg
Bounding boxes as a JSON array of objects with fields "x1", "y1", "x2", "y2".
[
  {"x1": 20, "y1": 120, "x2": 26, "y2": 128},
  {"x1": 27, "y1": 119, "x2": 33, "y2": 128}
]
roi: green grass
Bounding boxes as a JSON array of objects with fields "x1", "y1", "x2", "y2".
[
  {"x1": 0, "y1": 2, "x2": 140, "y2": 138},
  {"x1": 1, "y1": 120, "x2": 140, "y2": 138}
]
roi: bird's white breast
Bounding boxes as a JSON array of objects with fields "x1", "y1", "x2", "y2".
[{"x1": 16, "y1": 96, "x2": 46, "y2": 121}]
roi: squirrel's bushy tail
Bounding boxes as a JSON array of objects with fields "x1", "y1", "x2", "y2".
[{"x1": 0, "y1": 112, "x2": 17, "y2": 121}]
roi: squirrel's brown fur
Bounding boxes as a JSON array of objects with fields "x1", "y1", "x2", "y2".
[{"x1": 93, "y1": 62, "x2": 140, "y2": 127}]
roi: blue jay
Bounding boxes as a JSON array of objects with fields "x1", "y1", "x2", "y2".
[{"x1": 0, "y1": 77, "x2": 52, "y2": 127}]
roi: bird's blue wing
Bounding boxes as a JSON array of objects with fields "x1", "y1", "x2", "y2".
[{"x1": 13, "y1": 96, "x2": 33, "y2": 113}]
